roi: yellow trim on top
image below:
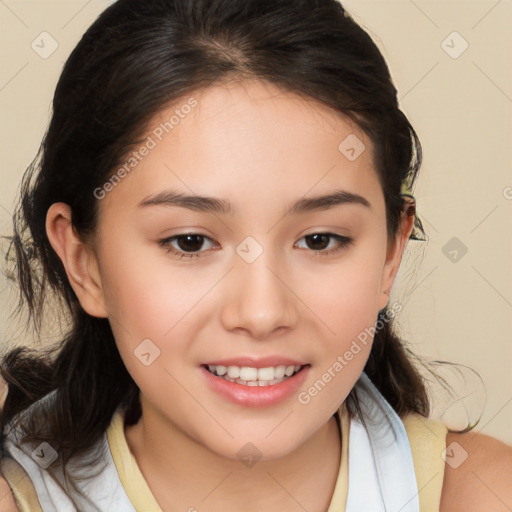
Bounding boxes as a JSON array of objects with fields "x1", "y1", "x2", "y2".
[
  {"x1": 107, "y1": 405, "x2": 350, "y2": 512},
  {"x1": 402, "y1": 413, "x2": 448, "y2": 512},
  {"x1": 107, "y1": 405, "x2": 447, "y2": 512},
  {"x1": 1, "y1": 402, "x2": 447, "y2": 512},
  {"x1": 107, "y1": 411, "x2": 163, "y2": 512},
  {"x1": 1, "y1": 457, "x2": 42, "y2": 512},
  {"x1": 327, "y1": 402, "x2": 350, "y2": 511}
]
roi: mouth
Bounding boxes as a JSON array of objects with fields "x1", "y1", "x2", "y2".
[{"x1": 202, "y1": 364, "x2": 308, "y2": 387}]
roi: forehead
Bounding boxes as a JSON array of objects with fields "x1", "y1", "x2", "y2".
[
  {"x1": 98, "y1": 78, "x2": 382, "y2": 217},
  {"x1": 157, "y1": 78, "x2": 370, "y2": 157},
  {"x1": 175, "y1": 79, "x2": 354, "y2": 131}
]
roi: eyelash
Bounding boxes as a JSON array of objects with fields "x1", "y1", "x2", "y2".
[{"x1": 158, "y1": 232, "x2": 353, "y2": 260}]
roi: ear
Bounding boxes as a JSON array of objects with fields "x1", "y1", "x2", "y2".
[
  {"x1": 45, "y1": 203, "x2": 108, "y2": 318},
  {"x1": 377, "y1": 198, "x2": 416, "y2": 310}
]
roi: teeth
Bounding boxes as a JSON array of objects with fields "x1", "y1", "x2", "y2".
[
  {"x1": 274, "y1": 366, "x2": 286, "y2": 379},
  {"x1": 234, "y1": 377, "x2": 288, "y2": 387},
  {"x1": 257, "y1": 367, "x2": 276, "y2": 380},
  {"x1": 227, "y1": 366, "x2": 240, "y2": 379},
  {"x1": 285, "y1": 365, "x2": 295, "y2": 377},
  {"x1": 240, "y1": 367, "x2": 258, "y2": 381},
  {"x1": 206, "y1": 364, "x2": 304, "y2": 385}
]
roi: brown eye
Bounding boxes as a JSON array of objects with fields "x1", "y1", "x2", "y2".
[
  {"x1": 296, "y1": 233, "x2": 353, "y2": 256},
  {"x1": 304, "y1": 233, "x2": 331, "y2": 250},
  {"x1": 158, "y1": 233, "x2": 216, "y2": 259},
  {"x1": 173, "y1": 234, "x2": 205, "y2": 252}
]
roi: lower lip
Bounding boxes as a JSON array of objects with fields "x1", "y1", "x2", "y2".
[{"x1": 200, "y1": 365, "x2": 310, "y2": 407}]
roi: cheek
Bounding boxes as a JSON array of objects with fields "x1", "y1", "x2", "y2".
[
  {"x1": 98, "y1": 236, "x2": 203, "y2": 337},
  {"x1": 97, "y1": 242, "x2": 221, "y2": 383},
  {"x1": 98, "y1": 255, "x2": 196, "y2": 400},
  {"x1": 302, "y1": 249, "x2": 384, "y2": 334},
  {"x1": 295, "y1": 264, "x2": 381, "y2": 412},
  {"x1": 296, "y1": 245, "x2": 385, "y2": 406}
]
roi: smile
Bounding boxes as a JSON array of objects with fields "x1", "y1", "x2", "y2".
[
  {"x1": 204, "y1": 364, "x2": 305, "y2": 386},
  {"x1": 201, "y1": 363, "x2": 311, "y2": 407}
]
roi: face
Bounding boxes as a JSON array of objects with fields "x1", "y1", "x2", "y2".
[{"x1": 58, "y1": 79, "x2": 408, "y2": 460}]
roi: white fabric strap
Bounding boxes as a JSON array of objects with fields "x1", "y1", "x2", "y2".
[
  {"x1": 5, "y1": 372, "x2": 421, "y2": 511},
  {"x1": 345, "y1": 371, "x2": 420, "y2": 512},
  {"x1": 4, "y1": 434, "x2": 136, "y2": 512},
  {"x1": 4, "y1": 433, "x2": 136, "y2": 512},
  {"x1": 3, "y1": 389, "x2": 136, "y2": 512}
]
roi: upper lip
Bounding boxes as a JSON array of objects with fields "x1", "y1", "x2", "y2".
[{"x1": 203, "y1": 357, "x2": 308, "y2": 369}]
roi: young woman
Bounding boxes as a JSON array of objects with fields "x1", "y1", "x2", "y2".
[{"x1": 1, "y1": 0, "x2": 511, "y2": 511}]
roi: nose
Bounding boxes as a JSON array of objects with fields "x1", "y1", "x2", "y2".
[{"x1": 220, "y1": 246, "x2": 299, "y2": 340}]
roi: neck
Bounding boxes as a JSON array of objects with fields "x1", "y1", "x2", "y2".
[{"x1": 125, "y1": 395, "x2": 342, "y2": 512}]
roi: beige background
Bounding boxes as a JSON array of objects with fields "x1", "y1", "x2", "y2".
[{"x1": 0, "y1": 1, "x2": 511, "y2": 444}]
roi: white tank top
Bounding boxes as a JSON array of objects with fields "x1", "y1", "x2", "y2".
[{"x1": 1, "y1": 372, "x2": 437, "y2": 511}]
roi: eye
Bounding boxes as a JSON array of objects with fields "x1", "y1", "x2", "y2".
[
  {"x1": 158, "y1": 233, "x2": 217, "y2": 260},
  {"x1": 158, "y1": 232, "x2": 353, "y2": 261},
  {"x1": 295, "y1": 233, "x2": 353, "y2": 256}
]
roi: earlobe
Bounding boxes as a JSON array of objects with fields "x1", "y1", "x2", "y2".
[
  {"x1": 378, "y1": 202, "x2": 416, "y2": 310},
  {"x1": 378, "y1": 236, "x2": 400, "y2": 310},
  {"x1": 45, "y1": 203, "x2": 108, "y2": 318}
]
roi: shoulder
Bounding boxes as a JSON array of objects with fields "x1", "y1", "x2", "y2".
[
  {"x1": 440, "y1": 430, "x2": 512, "y2": 512},
  {"x1": 0, "y1": 474, "x2": 19, "y2": 511}
]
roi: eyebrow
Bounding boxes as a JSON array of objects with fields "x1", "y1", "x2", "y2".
[{"x1": 138, "y1": 188, "x2": 371, "y2": 215}]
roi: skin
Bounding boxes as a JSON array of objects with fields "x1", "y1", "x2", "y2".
[
  {"x1": 1, "y1": 78, "x2": 508, "y2": 511},
  {"x1": 440, "y1": 431, "x2": 512, "y2": 511},
  {"x1": 50, "y1": 78, "x2": 401, "y2": 511}
]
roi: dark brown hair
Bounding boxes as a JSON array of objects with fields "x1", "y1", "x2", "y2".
[{"x1": 2, "y1": 0, "x2": 436, "y2": 466}]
